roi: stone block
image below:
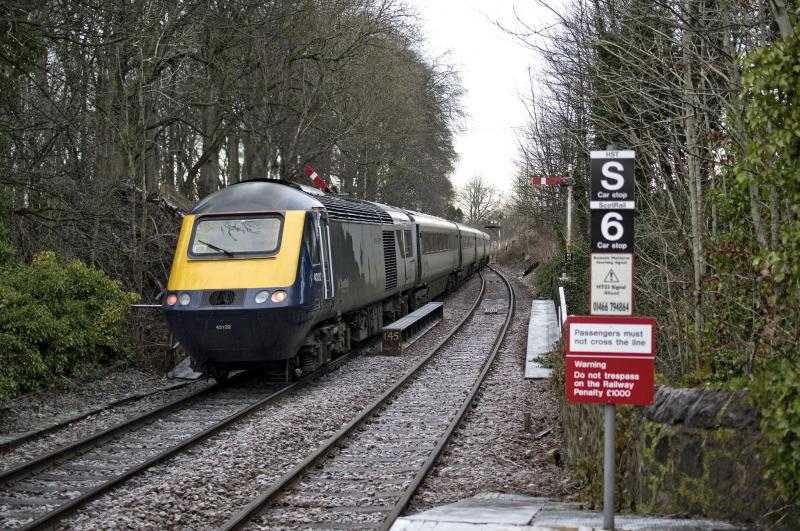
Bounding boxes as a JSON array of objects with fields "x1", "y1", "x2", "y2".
[{"x1": 561, "y1": 385, "x2": 797, "y2": 529}]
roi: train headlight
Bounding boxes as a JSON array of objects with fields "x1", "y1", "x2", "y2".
[
  {"x1": 178, "y1": 293, "x2": 191, "y2": 306},
  {"x1": 271, "y1": 290, "x2": 287, "y2": 303},
  {"x1": 166, "y1": 294, "x2": 178, "y2": 306},
  {"x1": 254, "y1": 290, "x2": 270, "y2": 304}
]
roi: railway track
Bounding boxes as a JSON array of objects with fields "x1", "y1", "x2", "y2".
[
  {"x1": 220, "y1": 266, "x2": 514, "y2": 530},
  {"x1": 0, "y1": 351, "x2": 365, "y2": 530},
  {"x1": 0, "y1": 378, "x2": 203, "y2": 452}
]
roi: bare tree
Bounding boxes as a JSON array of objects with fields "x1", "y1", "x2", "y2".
[
  {"x1": 0, "y1": 0, "x2": 465, "y2": 300},
  {"x1": 458, "y1": 174, "x2": 501, "y2": 226},
  {"x1": 506, "y1": 0, "x2": 792, "y2": 379}
]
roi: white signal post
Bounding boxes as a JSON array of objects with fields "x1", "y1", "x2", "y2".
[
  {"x1": 566, "y1": 164, "x2": 574, "y2": 269},
  {"x1": 531, "y1": 169, "x2": 575, "y2": 277}
]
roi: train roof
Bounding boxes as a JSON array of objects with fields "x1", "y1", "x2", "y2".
[
  {"x1": 191, "y1": 180, "x2": 324, "y2": 214},
  {"x1": 193, "y1": 180, "x2": 396, "y2": 225},
  {"x1": 455, "y1": 223, "x2": 491, "y2": 239},
  {"x1": 369, "y1": 202, "x2": 412, "y2": 223},
  {"x1": 192, "y1": 180, "x2": 485, "y2": 236}
]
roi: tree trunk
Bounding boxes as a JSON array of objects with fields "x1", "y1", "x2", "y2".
[
  {"x1": 768, "y1": 0, "x2": 793, "y2": 38},
  {"x1": 682, "y1": 0, "x2": 705, "y2": 371},
  {"x1": 198, "y1": 79, "x2": 220, "y2": 198},
  {"x1": 164, "y1": 125, "x2": 175, "y2": 190},
  {"x1": 227, "y1": 132, "x2": 240, "y2": 184}
]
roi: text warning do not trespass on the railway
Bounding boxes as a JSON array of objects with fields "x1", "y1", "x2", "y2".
[{"x1": 566, "y1": 315, "x2": 655, "y2": 405}]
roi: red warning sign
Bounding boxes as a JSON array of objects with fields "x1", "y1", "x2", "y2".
[{"x1": 566, "y1": 315, "x2": 655, "y2": 405}]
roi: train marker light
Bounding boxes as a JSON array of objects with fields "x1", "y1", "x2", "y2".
[
  {"x1": 166, "y1": 294, "x2": 178, "y2": 306},
  {"x1": 271, "y1": 290, "x2": 287, "y2": 303},
  {"x1": 178, "y1": 293, "x2": 191, "y2": 306},
  {"x1": 255, "y1": 290, "x2": 270, "y2": 304}
]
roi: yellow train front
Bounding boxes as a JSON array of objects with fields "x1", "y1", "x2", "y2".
[{"x1": 162, "y1": 180, "x2": 338, "y2": 379}]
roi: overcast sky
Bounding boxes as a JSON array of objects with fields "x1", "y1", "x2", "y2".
[{"x1": 404, "y1": 0, "x2": 553, "y2": 196}]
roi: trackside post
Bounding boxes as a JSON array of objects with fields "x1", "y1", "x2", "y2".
[{"x1": 564, "y1": 147, "x2": 656, "y2": 530}]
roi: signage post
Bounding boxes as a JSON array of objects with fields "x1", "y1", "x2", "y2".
[
  {"x1": 591, "y1": 148, "x2": 635, "y2": 530},
  {"x1": 566, "y1": 147, "x2": 654, "y2": 530},
  {"x1": 531, "y1": 173, "x2": 574, "y2": 278},
  {"x1": 566, "y1": 315, "x2": 655, "y2": 529},
  {"x1": 604, "y1": 404, "x2": 615, "y2": 529}
]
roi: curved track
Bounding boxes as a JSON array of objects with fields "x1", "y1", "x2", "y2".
[{"x1": 220, "y1": 266, "x2": 514, "y2": 530}]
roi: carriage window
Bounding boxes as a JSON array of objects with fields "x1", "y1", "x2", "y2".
[
  {"x1": 421, "y1": 231, "x2": 456, "y2": 254},
  {"x1": 404, "y1": 230, "x2": 413, "y2": 257},
  {"x1": 190, "y1": 216, "x2": 282, "y2": 257},
  {"x1": 396, "y1": 230, "x2": 406, "y2": 258}
]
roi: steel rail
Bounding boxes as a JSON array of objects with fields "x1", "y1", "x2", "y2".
[
  {"x1": 379, "y1": 265, "x2": 514, "y2": 529},
  {"x1": 3, "y1": 344, "x2": 366, "y2": 531},
  {"x1": 0, "y1": 379, "x2": 224, "y2": 485},
  {"x1": 219, "y1": 270, "x2": 494, "y2": 531},
  {"x1": 0, "y1": 379, "x2": 201, "y2": 452}
]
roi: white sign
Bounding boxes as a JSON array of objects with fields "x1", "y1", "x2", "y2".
[
  {"x1": 568, "y1": 322, "x2": 653, "y2": 354},
  {"x1": 589, "y1": 151, "x2": 635, "y2": 210},
  {"x1": 590, "y1": 253, "x2": 633, "y2": 316}
]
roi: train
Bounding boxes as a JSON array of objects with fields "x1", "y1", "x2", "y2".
[{"x1": 162, "y1": 179, "x2": 491, "y2": 380}]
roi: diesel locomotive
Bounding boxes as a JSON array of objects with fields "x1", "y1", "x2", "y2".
[{"x1": 162, "y1": 179, "x2": 490, "y2": 380}]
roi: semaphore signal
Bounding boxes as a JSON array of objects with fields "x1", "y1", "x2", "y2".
[{"x1": 304, "y1": 166, "x2": 331, "y2": 193}]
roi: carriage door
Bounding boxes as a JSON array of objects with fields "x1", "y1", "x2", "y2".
[
  {"x1": 314, "y1": 211, "x2": 334, "y2": 300},
  {"x1": 402, "y1": 226, "x2": 416, "y2": 286}
]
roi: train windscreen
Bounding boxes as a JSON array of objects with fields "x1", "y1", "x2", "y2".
[{"x1": 189, "y1": 215, "x2": 282, "y2": 257}]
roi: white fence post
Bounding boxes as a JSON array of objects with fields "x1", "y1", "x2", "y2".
[{"x1": 558, "y1": 286, "x2": 568, "y2": 332}]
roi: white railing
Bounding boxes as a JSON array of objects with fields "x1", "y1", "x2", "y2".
[{"x1": 558, "y1": 285, "x2": 568, "y2": 333}]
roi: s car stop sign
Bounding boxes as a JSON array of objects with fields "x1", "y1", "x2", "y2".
[
  {"x1": 590, "y1": 151, "x2": 635, "y2": 209},
  {"x1": 590, "y1": 151, "x2": 635, "y2": 254},
  {"x1": 565, "y1": 315, "x2": 655, "y2": 405},
  {"x1": 590, "y1": 149, "x2": 635, "y2": 314}
]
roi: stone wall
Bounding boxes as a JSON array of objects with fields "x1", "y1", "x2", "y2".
[{"x1": 562, "y1": 385, "x2": 798, "y2": 528}]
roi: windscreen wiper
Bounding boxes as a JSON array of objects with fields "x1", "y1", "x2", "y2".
[{"x1": 198, "y1": 239, "x2": 235, "y2": 257}]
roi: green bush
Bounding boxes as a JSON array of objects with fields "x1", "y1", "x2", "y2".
[
  {"x1": 753, "y1": 358, "x2": 800, "y2": 505},
  {"x1": 724, "y1": 23, "x2": 800, "y2": 506},
  {"x1": 0, "y1": 251, "x2": 137, "y2": 399},
  {"x1": 534, "y1": 239, "x2": 589, "y2": 316}
]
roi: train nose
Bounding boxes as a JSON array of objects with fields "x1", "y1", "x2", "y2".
[{"x1": 163, "y1": 287, "x2": 313, "y2": 363}]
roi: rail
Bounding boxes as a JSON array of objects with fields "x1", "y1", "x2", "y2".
[
  {"x1": 219, "y1": 266, "x2": 514, "y2": 530},
  {"x1": 0, "y1": 347, "x2": 366, "y2": 530}
]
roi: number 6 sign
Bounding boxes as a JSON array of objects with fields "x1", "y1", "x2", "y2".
[{"x1": 591, "y1": 210, "x2": 634, "y2": 252}]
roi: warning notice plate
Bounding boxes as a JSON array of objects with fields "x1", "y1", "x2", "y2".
[
  {"x1": 565, "y1": 315, "x2": 656, "y2": 405},
  {"x1": 590, "y1": 253, "x2": 633, "y2": 316}
]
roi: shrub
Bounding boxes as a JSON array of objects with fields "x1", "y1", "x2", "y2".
[
  {"x1": 753, "y1": 358, "x2": 800, "y2": 507},
  {"x1": 0, "y1": 251, "x2": 137, "y2": 399},
  {"x1": 534, "y1": 239, "x2": 589, "y2": 316}
]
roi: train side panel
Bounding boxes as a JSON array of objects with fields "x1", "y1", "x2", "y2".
[
  {"x1": 418, "y1": 224, "x2": 460, "y2": 297},
  {"x1": 329, "y1": 220, "x2": 391, "y2": 315}
]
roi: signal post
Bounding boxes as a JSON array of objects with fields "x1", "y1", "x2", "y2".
[{"x1": 565, "y1": 149, "x2": 655, "y2": 530}]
